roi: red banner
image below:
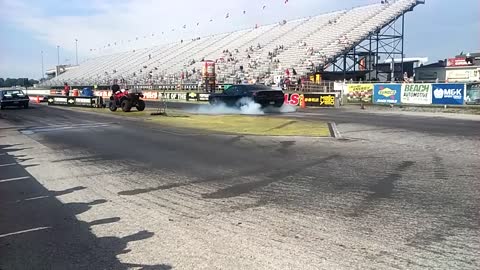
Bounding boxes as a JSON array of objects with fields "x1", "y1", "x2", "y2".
[{"x1": 447, "y1": 57, "x2": 471, "y2": 67}]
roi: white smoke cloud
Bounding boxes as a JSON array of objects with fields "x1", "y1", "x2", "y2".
[
  {"x1": 190, "y1": 97, "x2": 297, "y2": 115},
  {"x1": 192, "y1": 97, "x2": 264, "y2": 115}
]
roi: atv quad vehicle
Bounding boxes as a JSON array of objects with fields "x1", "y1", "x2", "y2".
[{"x1": 109, "y1": 90, "x2": 146, "y2": 112}]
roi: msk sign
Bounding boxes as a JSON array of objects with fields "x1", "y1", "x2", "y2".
[
  {"x1": 431, "y1": 83, "x2": 465, "y2": 105},
  {"x1": 373, "y1": 84, "x2": 401, "y2": 104}
]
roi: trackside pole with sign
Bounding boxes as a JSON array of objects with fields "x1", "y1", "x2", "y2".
[
  {"x1": 151, "y1": 88, "x2": 167, "y2": 116},
  {"x1": 202, "y1": 60, "x2": 216, "y2": 93}
]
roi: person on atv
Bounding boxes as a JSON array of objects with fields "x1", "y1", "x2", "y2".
[{"x1": 111, "y1": 80, "x2": 121, "y2": 95}]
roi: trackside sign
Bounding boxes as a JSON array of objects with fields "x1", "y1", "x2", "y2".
[
  {"x1": 401, "y1": 84, "x2": 432, "y2": 104},
  {"x1": 373, "y1": 84, "x2": 401, "y2": 104},
  {"x1": 431, "y1": 83, "x2": 465, "y2": 105}
]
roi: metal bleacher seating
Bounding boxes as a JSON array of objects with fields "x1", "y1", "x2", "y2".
[{"x1": 43, "y1": 0, "x2": 419, "y2": 87}]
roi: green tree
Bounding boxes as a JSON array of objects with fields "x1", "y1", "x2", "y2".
[{"x1": 5, "y1": 78, "x2": 16, "y2": 87}]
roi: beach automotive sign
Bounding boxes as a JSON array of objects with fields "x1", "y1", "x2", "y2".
[
  {"x1": 401, "y1": 83, "x2": 432, "y2": 104},
  {"x1": 431, "y1": 83, "x2": 465, "y2": 105},
  {"x1": 373, "y1": 84, "x2": 401, "y2": 104}
]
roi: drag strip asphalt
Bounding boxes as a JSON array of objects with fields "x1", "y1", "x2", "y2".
[{"x1": 1, "y1": 103, "x2": 479, "y2": 269}]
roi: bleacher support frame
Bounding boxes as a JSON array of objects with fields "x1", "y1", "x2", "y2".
[{"x1": 327, "y1": 0, "x2": 424, "y2": 81}]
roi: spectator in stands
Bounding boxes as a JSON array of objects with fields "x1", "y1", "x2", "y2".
[
  {"x1": 63, "y1": 82, "x2": 71, "y2": 96},
  {"x1": 148, "y1": 54, "x2": 151, "y2": 60}
]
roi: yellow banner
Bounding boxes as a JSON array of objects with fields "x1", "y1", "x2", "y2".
[{"x1": 346, "y1": 84, "x2": 373, "y2": 103}]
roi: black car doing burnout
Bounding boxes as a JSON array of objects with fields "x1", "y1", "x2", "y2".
[
  {"x1": 0, "y1": 89, "x2": 30, "y2": 109},
  {"x1": 209, "y1": 84, "x2": 284, "y2": 107}
]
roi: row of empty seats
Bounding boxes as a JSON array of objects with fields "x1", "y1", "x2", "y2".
[{"x1": 43, "y1": 0, "x2": 419, "y2": 87}]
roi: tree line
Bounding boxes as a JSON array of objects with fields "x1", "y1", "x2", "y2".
[{"x1": 0, "y1": 78, "x2": 40, "y2": 88}]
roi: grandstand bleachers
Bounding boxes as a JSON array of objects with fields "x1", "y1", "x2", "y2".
[{"x1": 44, "y1": 0, "x2": 419, "y2": 87}]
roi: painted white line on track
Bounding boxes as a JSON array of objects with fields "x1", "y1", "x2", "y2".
[
  {"x1": 0, "y1": 176, "x2": 30, "y2": 183},
  {"x1": 330, "y1": 122, "x2": 342, "y2": 139},
  {"x1": 0, "y1": 226, "x2": 52, "y2": 238},
  {"x1": 24, "y1": 195, "x2": 50, "y2": 201},
  {"x1": 20, "y1": 123, "x2": 112, "y2": 134},
  {"x1": 0, "y1": 163, "x2": 17, "y2": 167}
]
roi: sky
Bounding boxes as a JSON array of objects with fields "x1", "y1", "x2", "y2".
[{"x1": 0, "y1": 0, "x2": 478, "y2": 79}]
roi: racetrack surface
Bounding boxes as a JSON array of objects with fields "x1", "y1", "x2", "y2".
[{"x1": 1, "y1": 104, "x2": 479, "y2": 269}]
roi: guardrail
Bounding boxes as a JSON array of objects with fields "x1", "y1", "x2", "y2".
[{"x1": 28, "y1": 82, "x2": 480, "y2": 107}]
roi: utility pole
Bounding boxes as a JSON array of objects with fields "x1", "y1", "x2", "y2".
[
  {"x1": 75, "y1": 39, "x2": 78, "y2": 65},
  {"x1": 41, "y1": 50, "x2": 44, "y2": 80}
]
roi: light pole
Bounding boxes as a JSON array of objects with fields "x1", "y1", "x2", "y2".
[
  {"x1": 56, "y1": 45, "x2": 60, "y2": 77},
  {"x1": 75, "y1": 39, "x2": 78, "y2": 65},
  {"x1": 57, "y1": 45, "x2": 60, "y2": 66},
  {"x1": 41, "y1": 50, "x2": 44, "y2": 80}
]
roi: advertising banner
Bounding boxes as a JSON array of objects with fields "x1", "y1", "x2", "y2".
[
  {"x1": 401, "y1": 84, "x2": 432, "y2": 104},
  {"x1": 446, "y1": 68, "x2": 479, "y2": 82},
  {"x1": 447, "y1": 57, "x2": 471, "y2": 67},
  {"x1": 304, "y1": 94, "x2": 335, "y2": 107},
  {"x1": 466, "y1": 83, "x2": 480, "y2": 105},
  {"x1": 346, "y1": 84, "x2": 373, "y2": 103},
  {"x1": 284, "y1": 93, "x2": 300, "y2": 106},
  {"x1": 47, "y1": 96, "x2": 97, "y2": 107},
  {"x1": 142, "y1": 91, "x2": 158, "y2": 100},
  {"x1": 431, "y1": 84, "x2": 465, "y2": 105},
  {"x1": 197, "y1": 93, "x2": 210, "y2": 101},
  {"x1": 94, "y1": 90, "x2": 111, "y2": 98},
  {"x1": 373, "y1": 84, "x2": 401, "y2": 104},
  {"x1": 161, "y1": 92, "x2": 187, "y2": 101},
  {"x1": 186, "y1": 92, "x2": 198, "y2": 101}
]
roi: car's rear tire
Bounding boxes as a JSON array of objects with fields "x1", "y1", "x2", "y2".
[
  {"x1": 109, "y1": 102, "x2": 117, "y2": 112},
  {"x1": 136, "y1": 100, "x2": 145, "y2": 111},
  {"x1": 121, "y1": 100, "x2": 132, "y2": 112}
]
